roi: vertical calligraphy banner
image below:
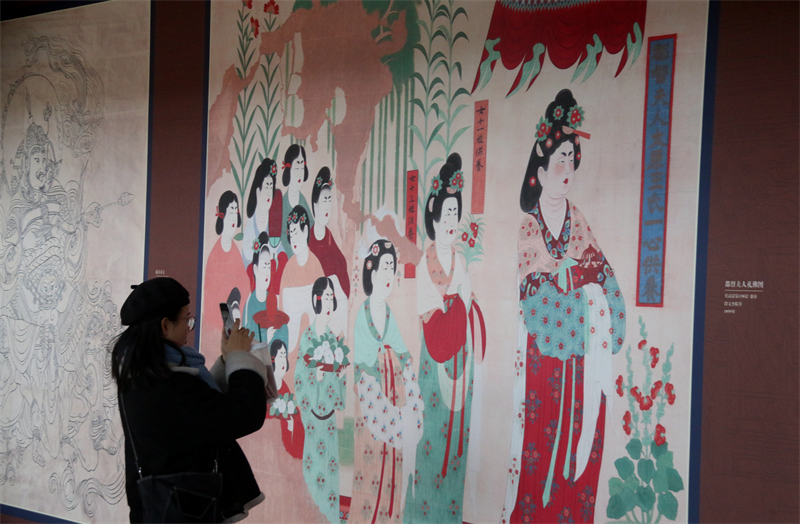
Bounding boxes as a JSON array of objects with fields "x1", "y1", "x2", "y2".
[
  {"x1": 472, "y1": 101, "x2": 489, "y2": 214},
  {"x1": 405, "y1": 169, "x2": 419, "y2": 278},
  {"x1": 636, "y1": 35, "x2": 677, "y2": 306}
]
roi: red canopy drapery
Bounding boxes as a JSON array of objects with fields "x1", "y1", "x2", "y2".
[{"x1": 472, "y1": 0, "x2": 646, "y2": 95}]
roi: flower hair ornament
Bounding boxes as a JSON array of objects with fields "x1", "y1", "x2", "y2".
[
  {"x1": 535, "y1": 103, "x2": 591, "y2": 158},
  {"x1": 447, "y1": 170, "x2": 465, "y2": 194},
  {"x1": 270, "y1": 163, "x2": 278, "y2": 176},
  {"x1": 287, "y1": 211, "x2": 298, "y2": 228},
  {"x1": 316, "y1": 176, "x2": 333, "y2": 188},
  {"x1": 215, "y1": 206, "x2": 225, "y2": 219},
  {"x1": 428, "y1": 175, "x2": 442, "y2": 200},
  {"x1": 253, "y1": 239, "x2": 261, "y2": 253}
]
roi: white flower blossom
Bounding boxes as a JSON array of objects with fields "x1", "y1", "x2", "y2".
[
  {"x1": 274, "y1": 398, "x2": 286, "y2": 412},
  {"x1": 334, "y1": 347, "x2": 344, "y2": 363},
  {"x1": 287, "y1": 400, "x2": 295, "y2": 413}
]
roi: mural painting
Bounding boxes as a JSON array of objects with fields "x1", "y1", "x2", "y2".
[
  {"x1": 203, "y1": 1, "x2": 707, "y2": 523},
  {"x1": 200, "y1": 1, "x2": 708, "y2": 522},
  {"x1": 0, "y1": 2, "x2": 149, "y2": 521},
  {"x1": 0, "y1": 0, "x2": 707, "y2": 522}
]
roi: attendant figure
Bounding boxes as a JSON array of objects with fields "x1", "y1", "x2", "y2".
[
  {"x1": 295, "y1": 277, "x2": 348, "y2": 523},
  {"x1": 279, "y1": 205, "x2": 325, "y2": 389},
  {"x1": 243, "y1": 231, "x2": 289, "y2": 349},
  {"x1": 503, "y1": 89, "x2": 625, "y2": 524},
  {"x1": 281, "y1": 145, "x2": 313, "y2": 257},
  {"x1": 309, "y1": 167, "x2": 350, "y2": 298},
  {"x1": 351, "y1": 240, "x2": 424, "y2": 524},
  {"x1": 202, "y1": 190, "x2": 250, "y2": 362},
  {"x1": 242, "y1": 157, "x2": 287, "y2": 292},
  {"x1": 243, "y1": 340, "x2": 327, "y2": 523},
  {"x1": 267, "y1": 339, "x2": 304, "y2": 458},
  {"x1": 404, "y1": 154, "x2": 486, "y2": 524}
]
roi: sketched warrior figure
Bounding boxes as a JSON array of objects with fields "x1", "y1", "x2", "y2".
[{"x1": 0, "y1": 36, "x2": 132, "y2": 517}]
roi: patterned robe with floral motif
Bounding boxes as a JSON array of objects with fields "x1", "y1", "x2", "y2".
[
  {"x1": 404, "y1": 244, "x2": 482, "y2": 524},
  {"x1": 503, "y1": 201, "x2": 626, "y2": 524},
  {"x1": 295, "y1": 323, "x2": 347, "y2": 524},
  {"x1": 350, "y1": 299, "x2": 424, "y2": 524}
]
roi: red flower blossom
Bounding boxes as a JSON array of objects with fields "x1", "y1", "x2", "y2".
[
  {"x1": 639, "y1": 396, "x2": 654, "y2": 411},
  {"x1": 638, "y1": 339, "x2": 647, "y2": 350},
  {"x1": 651, "y1": 380, "x2": 663, "y2": 399},
  {"x1": 468, "y1": 238, "x2": 475, "y2": 248},
  {"x1": 569, "y1": 106, "x2": 584, "y2": 126},
  {"x1": 630, "y1": 386, "x2": 642, "y2": 402},
  {"x1": 622, "y1": 411, "x2": 632, "y2": 435},
  {"x1": 536, "y1": 118, "x2": 551, "y2": 138},
  {"x1": 243, "y1": 0, "x2": 253, "y2": 8},
  {"x1": 250, "y1": 16, "x2": 259, "y2": 37},
  {"x1": 264, "y1": 0, "x2": 279, "y2": 14},
  {"x1": 615, "y1": 375, "x2": 624, "y2": 397},
  {"x1": 655, "y1": 424, "x2": 666, "y2": 446},
  {"x1": 650, "y1": 346, "x2": 659, "y2": 368},
  {"x1": 462, "y1": 232, "x2": 469, "y2": 242},
  {"x1": 665, "y1": 383, "x2": 676, "y2": 405}
]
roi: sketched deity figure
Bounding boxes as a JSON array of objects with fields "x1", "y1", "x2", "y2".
[{"x1": 0, "y1": 36, "x2": 129, "y2": 517}]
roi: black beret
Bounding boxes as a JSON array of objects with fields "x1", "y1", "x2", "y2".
[{"x1": 120, "y1": 277, "x2": 190, "y2": 326}]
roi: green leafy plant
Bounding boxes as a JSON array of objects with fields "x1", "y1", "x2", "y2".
[
  {"x1": 409, "y1": 0, "x2": 470, "y2": 243},
  {"x1": 257, "y1": 2, "x2": 284, "y2": 163},
  {"x1": 230, "y1": 82, "x2": 260, "y2": 242},
  {"x1": 607, "y1": 317, "x2": 683, "y2": 523},
  {"x1": 235, "y1": 0, "x2": 258, "y2": 79}
]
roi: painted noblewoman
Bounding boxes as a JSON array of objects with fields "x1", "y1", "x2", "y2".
[
  {"x1": 350, "y1": 239, "x2": 424, "y2": 524},
  {"x1": 501, "y1": 89, "x2": 626, "y2": 524},
  {"x1": 405, "y1": 154, "x2": 486, "y2": 524}
]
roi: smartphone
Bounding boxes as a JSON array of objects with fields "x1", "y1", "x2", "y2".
[{"x1": 220, "y1": 303, "x2": 234, "y2": 338}]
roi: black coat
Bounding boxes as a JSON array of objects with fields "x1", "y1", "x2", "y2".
[{"x1": 120, "y1": 353, "x2": 267, "y2": 523}]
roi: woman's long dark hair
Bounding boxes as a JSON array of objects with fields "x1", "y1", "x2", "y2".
[
  {"x1": 215, "y1": 190, "x2": 241, "y2": 235},
  {"x1": 111, "y1": 309, "x2": 183, "y2": 392},
  {"x1": 282, "y1": 144, "x2": 309, "y2": 187},
  {"x1": 247, "y1": 157, "x2": 278, "y2": 218},
  {"x1": 362, "y1": 239, "x2": 397, "y2": 296},
  {"x1": 424, "y1": 153, "x2": 463, "y2": 240},
  {"x1": 520, "y1": 89, "x2": 583, "y2": 213}
]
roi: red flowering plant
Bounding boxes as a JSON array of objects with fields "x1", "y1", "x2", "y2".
[
  {"x1": 454, "y1": 213, "x2": 484, "y2": 270},
  {"x1": 262, "y1": 0, "x2": 280, "y2": 32},
  {"x1": 234, "y1": 0, "x2": 258, "y2": 78},
  {"x1": 607, "y1": 317, "x2": 683, "y2": 523}
]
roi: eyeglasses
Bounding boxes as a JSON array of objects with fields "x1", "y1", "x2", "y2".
[{"x1": 187, "y1": 316, "x2": 196, "y2": 331}]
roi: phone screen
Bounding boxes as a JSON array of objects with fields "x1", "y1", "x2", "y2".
[{"x1": 219, "y1": 303, "x2": 233, "y2": 338}]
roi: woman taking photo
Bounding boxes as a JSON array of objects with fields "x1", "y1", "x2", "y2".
[{"x1": 112, "y1": 277, "x2": 275, "y2": 522}]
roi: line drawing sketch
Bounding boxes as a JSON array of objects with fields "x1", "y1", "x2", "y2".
[{"x1": 0, "y1": 35, "x2": 132, "y2": 518}]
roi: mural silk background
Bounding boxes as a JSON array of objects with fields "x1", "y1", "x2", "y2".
[
  {"x1": 202, "y1": 1, "x2": 708, "y2": 523},
  {"x1": 0, "y1": 2, "x2": 149, "y2": 522}
]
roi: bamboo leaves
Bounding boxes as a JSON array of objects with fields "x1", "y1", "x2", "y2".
[{"x1": 410, "y1": 0, "x2": 472, "y2": 242}]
